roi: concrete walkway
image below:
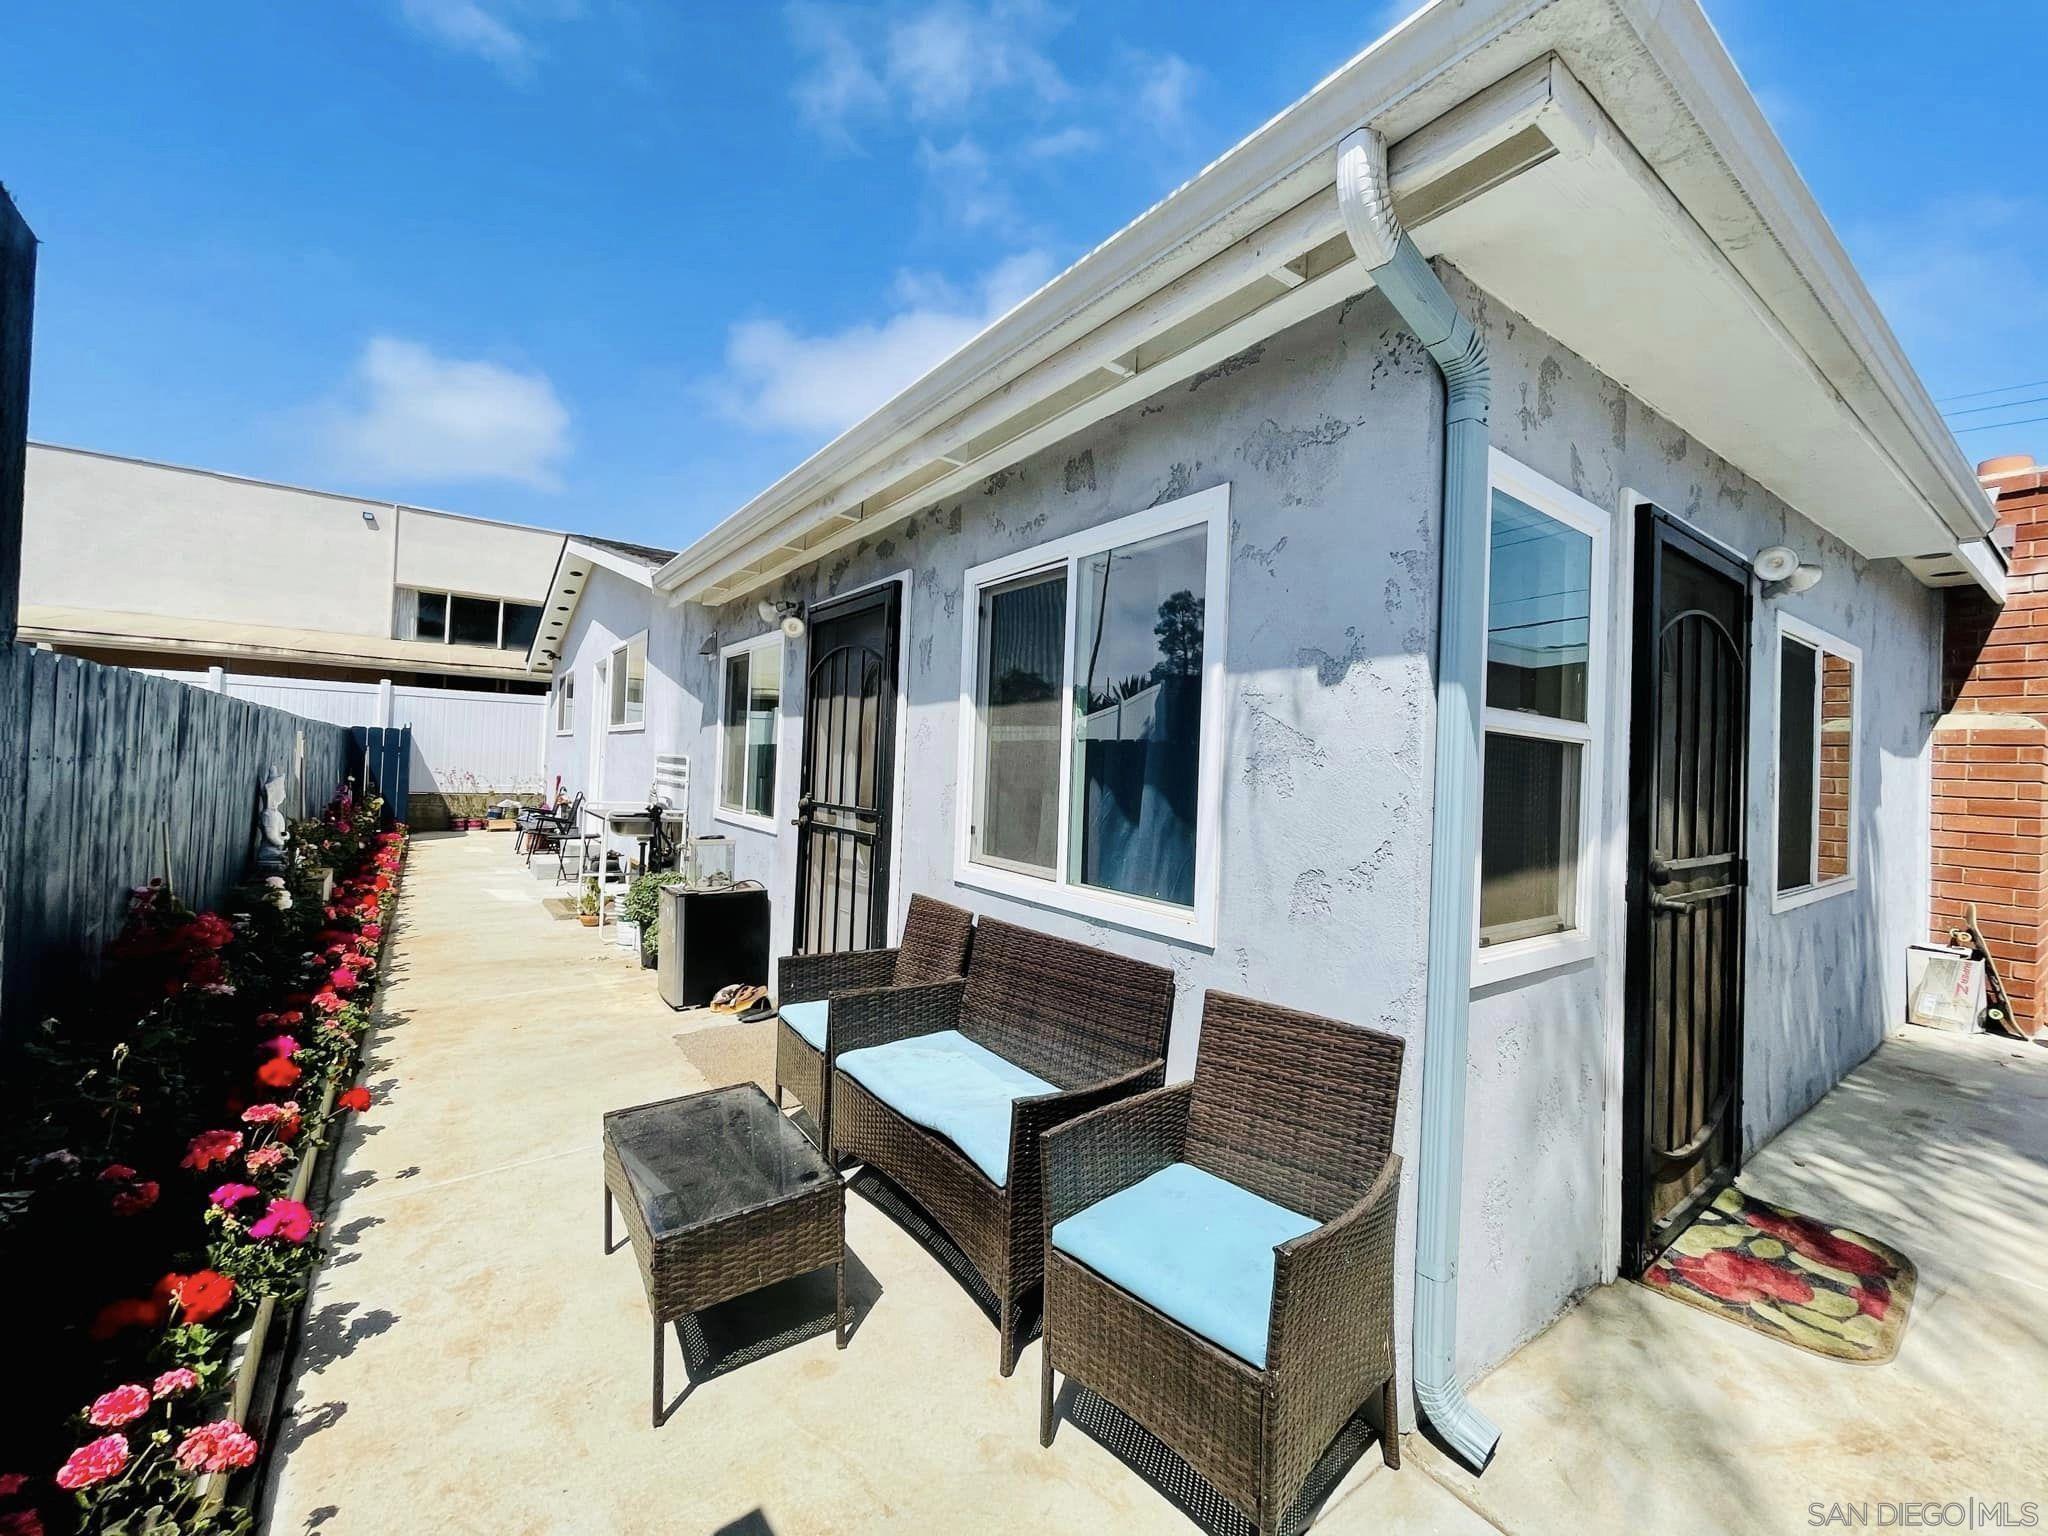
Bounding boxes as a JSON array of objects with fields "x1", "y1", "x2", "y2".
[
  {"x1": 262, "y1": 833, "x2": 1489, "y2": 1536},
  {"x1": 1419, "y1": 1026, "x2": 2048, "y2": 1533},
  {"x1": 264, "y1": 834, "x2": 2048, "y2": 1535}
]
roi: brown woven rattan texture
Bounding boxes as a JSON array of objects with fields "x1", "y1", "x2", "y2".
[
  {"x1": 1040, "y1": 991, "x2": 1406, "y2": 1535},
  {"x1": 774, "y1": 894, "x2": 976, "y2": 1153},
  {"x1": 830, "y1": 916, "x2": 1174, "y2": 1375}
]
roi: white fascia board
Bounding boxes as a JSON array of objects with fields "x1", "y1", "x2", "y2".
[{"x1": 1590, "y1": 0, "x2": 1993, "y2": 544}]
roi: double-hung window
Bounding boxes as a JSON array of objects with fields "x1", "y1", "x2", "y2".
[
  {"x1": 608, "y1": 633, "x2": 646, "y2": 730},
  {"x1": 1474, "y1": 451, "x2": 1607, "y2": 982},
  {"x1": 554, "y1": 673, "x2": 574, "y2": 735},
  {"x1": 1773, "y1": 615, "x2": 1858, "y2": 908},
  {"x1": 956, "y1": 486, "x2": 1228, "y2": 944},
  {"x1": 717, "y1": 635, "x2": 782, "y2": 826}
]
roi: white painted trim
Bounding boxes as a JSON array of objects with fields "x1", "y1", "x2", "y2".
[
  {"x1": 714, "y1": 630, "x2": 786, "y2": 833},
  {"x1": 606, "y1": 631, "x2": 649, "y2": 733},
  {"x1": 1768, "y1": 610, "x2": 1861, "y2": 913},
  {"x1": 953, "y1": 485, "x2": 1230, "y2": 949},
  {"x1": 1596, "y1": 490, "x2": 1643, "y2": 1283},
  {"x1": 1471, "y1": 449, "x2": 1611, "y2": 988},
  {"x1": 552, "y1": 673, "x2": 575, "y2": 737}
]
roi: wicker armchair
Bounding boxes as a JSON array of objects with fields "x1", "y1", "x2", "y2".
[
  {"x1": 772, "y1": 894, "x2": 976, "y2": 1154},
  {"x1": 1039, "y1": 991, "x2": 1406, "y2": 1535},
  {"x1": 829, "y1": 916, "x2": 1175, "y2": 1376}
]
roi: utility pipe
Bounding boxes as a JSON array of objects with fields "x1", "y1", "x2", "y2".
[{"x1": 1336, "y1": 125, "x2": 1501, "y2": 1473}]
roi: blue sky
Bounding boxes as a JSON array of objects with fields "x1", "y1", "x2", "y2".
[{"x1": 4, "y1": 1, "x2": 2044, "y2": 552}]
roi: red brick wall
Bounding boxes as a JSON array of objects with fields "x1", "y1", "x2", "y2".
[
  {"x1": 1935, "y1": 470, "x2": 2048, "y2": 1033},
  {"x1": 1818, "y1": 651, "x2": 1852, "y2": 882}
]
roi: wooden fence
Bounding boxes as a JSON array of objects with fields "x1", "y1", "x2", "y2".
[{"x1": 0, "y1": 644, "x2": 354, "y2": 1045}]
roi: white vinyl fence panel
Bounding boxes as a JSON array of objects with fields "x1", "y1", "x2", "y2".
[{"x1": 150, "y1": 671, "x2": 546, "y2": 796}]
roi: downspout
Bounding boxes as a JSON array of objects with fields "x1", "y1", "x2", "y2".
[{"x1": 1336, "y1": 126, "x2": 1501, "y2": 1474}]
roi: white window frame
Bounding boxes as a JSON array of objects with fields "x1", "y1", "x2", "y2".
[
  {"x1": 398, "y1": 586, "x2": 544, "y2": 652},
  {"x1": 952, "y1": 484, "x2": 1230, "y2": 948},
  {"x1": 1471, "y1": 449, "x2": 1611, "y2": 988},
  {"x1": 607, "y1": 631, "x2": 647, "y2": 733},
  {"x1": 553, "y1": 672, "x2": 574, "y2": 736},
  {"x1": 715, "y1": 632, "x2": 784, "y2": 834},
  {"x1": 1770, "y1": 611, "x2": 1860, "y2": 913}
]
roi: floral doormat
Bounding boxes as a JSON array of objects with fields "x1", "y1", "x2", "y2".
[{"x1": 1641, "y1": 1185, "x2": 1917, "y2": 1362}]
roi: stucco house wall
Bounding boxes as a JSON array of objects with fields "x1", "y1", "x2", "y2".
[
  {"x1": 541, "y1": 563, "x2": 689, "y2": 812},
  {"x1": 651, "y1": 263, "x2": 1939, "y2": 1386}
]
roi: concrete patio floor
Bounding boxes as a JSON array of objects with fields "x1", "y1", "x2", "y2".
[{"x1": 263, "y1": 833, "x2": 2048, "y2": 1535}]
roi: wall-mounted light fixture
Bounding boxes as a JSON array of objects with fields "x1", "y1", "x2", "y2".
[
  {"x1": 755, "y1": 599, "x2": 806, "y2": 640},
  {"x1": 697, "y1": 633, "x2": 719, "y2": 657},
  {"x1": 1753, "y1": 544, "x2": 1823, "y2": 599}
]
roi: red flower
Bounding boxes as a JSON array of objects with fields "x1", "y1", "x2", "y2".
[
  {"x1": 86, "y1": 1385, "x2": 152, "y2": 1428},
  {"x1": 337, "y1": 1086, "x2": 372, "y2": 1113},
  {"x1": 181, "y1": 1129, "x2": 243, "y2": 1171},
  {"x1": 53, "y1": 1435, "x2": 127, "y2": 1491},
  {"x1": 110, "y1": 1180, "x2": 159, "y2": 1216},
  {"x1": 172, "y1": 1421, "x2": 257, "y2": 1476},
  {"x1": 97, "y1": 1164, "x2": 137, "y2": 1184},
  {"x1": 0, "y1": 1474, "x2": 25, "y2": 1497},
  {"x1": 168, "y1": 1269, "x2": 235, "y2": 1324},
  {"x1": 255, "y1": 1057, "x2": 301, "y2": 1090},
  {"x1": 88, "y1": 1297, "x2": 167, "y2": 1340},
  {"x1": 0, "y1": 1509, "x2": 46, "y2": 1536},
  {"x1": 249, "y1": 1199, "x2": 316, "y2": 1243}
]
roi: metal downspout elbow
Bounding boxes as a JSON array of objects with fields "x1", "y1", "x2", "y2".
[{"x1": 1336, "y1": 125, "x2": 1501, "y2": 1474}]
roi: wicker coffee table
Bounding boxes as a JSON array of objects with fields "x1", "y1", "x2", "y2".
[{"x1": 602, "y1": 1083, "x2": 846, "y2": 1424}]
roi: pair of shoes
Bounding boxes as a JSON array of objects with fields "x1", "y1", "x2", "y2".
[{"x1": 709, "y1": 983, "x2": 767, "y2": 1015}]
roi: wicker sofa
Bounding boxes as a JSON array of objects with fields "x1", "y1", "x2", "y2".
[
  {"x1": 773, "y1": 894, "x2": 976, "y2": 1154},
  {"x1": 828, "y1": 916, "x2": 1175, "y2": 1375},
  {"x1": 1039, "y1": 991, "x2": 1405, "y2": 1535}
]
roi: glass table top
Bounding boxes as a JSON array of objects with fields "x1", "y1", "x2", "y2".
[{"x1": 604, "y1": 1084, "x2": 834, "y2": 1241}]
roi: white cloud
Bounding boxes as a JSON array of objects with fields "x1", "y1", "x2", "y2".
[
  {"x1": 395, "y1": 0, "x2": 583, "y2": 79},
  {"x1": 1130, "y1": 49, "x2": 1199, "y2": 136},
  {"x1": 712, "y1": 252, "x2": 1056, "y2": 438},
  {"x1": 398, "y1": 0, "x2": 536, "y2": 76},
  {"x1": 1021, "y1": 125, "x2": 1100, "y2": 160},
  {"x1": 788, "y1": 0, "x2": 1067, "y2": 136},
  {"x1": 916, "y1": 136, "x2": 1028, "y2": 234},
  {"x1": 323, "y1": 337, "x2": 572, "y2": 489}
]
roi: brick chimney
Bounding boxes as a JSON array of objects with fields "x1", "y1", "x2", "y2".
[{"x1": 1935, "y1": 455, "x2": 2048, "y2": 1034}]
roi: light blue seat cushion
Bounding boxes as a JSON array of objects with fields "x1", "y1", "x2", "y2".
[
  {"x1": 835, "y1": 1029, "x2": 1055, "y2": 1187},
  {"x1": 1050, "y1": 1162, "x2": 1319, "y2": 1369},
  {"x1": 780, "y1": 998, "x2": 830, "y2": 1051}
]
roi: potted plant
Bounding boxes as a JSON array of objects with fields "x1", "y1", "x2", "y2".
[
  {"x1": 623, "y1": 871, "x2": 667, "y2": 969},
  {"x1": 578, "y1": 877, "x2": 601, "y2": 927}
]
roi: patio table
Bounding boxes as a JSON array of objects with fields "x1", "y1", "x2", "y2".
[{"x1": 602, "y1": 1084, "x2": 846, "y2": 1424}]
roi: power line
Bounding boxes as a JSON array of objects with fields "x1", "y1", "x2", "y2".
[
  {"x1": 1952, "y1": 412, "x2": 2048, "y2": 435},
  {"x1": 1936, "y1": 377, "x2": 2048, "y2": 405},
  {"x1": 1945, "y1": 392, "x2": 2048, "y2": 419}
]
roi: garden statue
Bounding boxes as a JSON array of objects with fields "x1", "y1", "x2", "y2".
[{"x1": 256, "y1": 767, "x2": 289, "y2": 873}]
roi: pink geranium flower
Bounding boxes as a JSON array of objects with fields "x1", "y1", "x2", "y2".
[
  {"x1": 171, "y1": 1422, "x2": 257, "y2": 1475},
  {"x1": 240, "y1": 1102, "x2": 292, "y2": 1126},
  {"x1": 209, "y1": 1182, "x2": 260, "y2": 1209},
  {"x1": 248, "y1": 1199, "x2": 316, "y2": 1243},
  {"x1": 259, "y1": 1034, "x2": 299, "y2": 1059},
  {"x1": 181, "y1": 1130, "x2": 243, "y2": 1171},
  {"x1": 243, "y1": 1146, "x2": 288, "y2": 1174},
  {"x1": 330, "y1": 966, "x2": 358, "y2": 992},
  {"x1": 310, "y1": 989, "x2": 343, "y2": 1014},
  {"x1": 86, "y1": 1385, "x2": 152, "y2": 1428},
  {"x1": 151, "y1": 1369, "x2": 199, "y2": 1399},
  {"x1": 53, "y1": 1435, "x2": 127, "y2": 1490}
]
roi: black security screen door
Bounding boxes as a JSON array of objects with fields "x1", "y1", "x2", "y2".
[
  {"x1": 1623, "y1": 508, "x2": 1751, "y2": 1273},
  {"x1": 793, "y1": 584, "x2": 901, "y2": 954}
]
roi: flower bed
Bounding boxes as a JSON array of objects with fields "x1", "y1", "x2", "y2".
[{"x1": 0, "y1": 788, "x2": 407, "y2": 1536}]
